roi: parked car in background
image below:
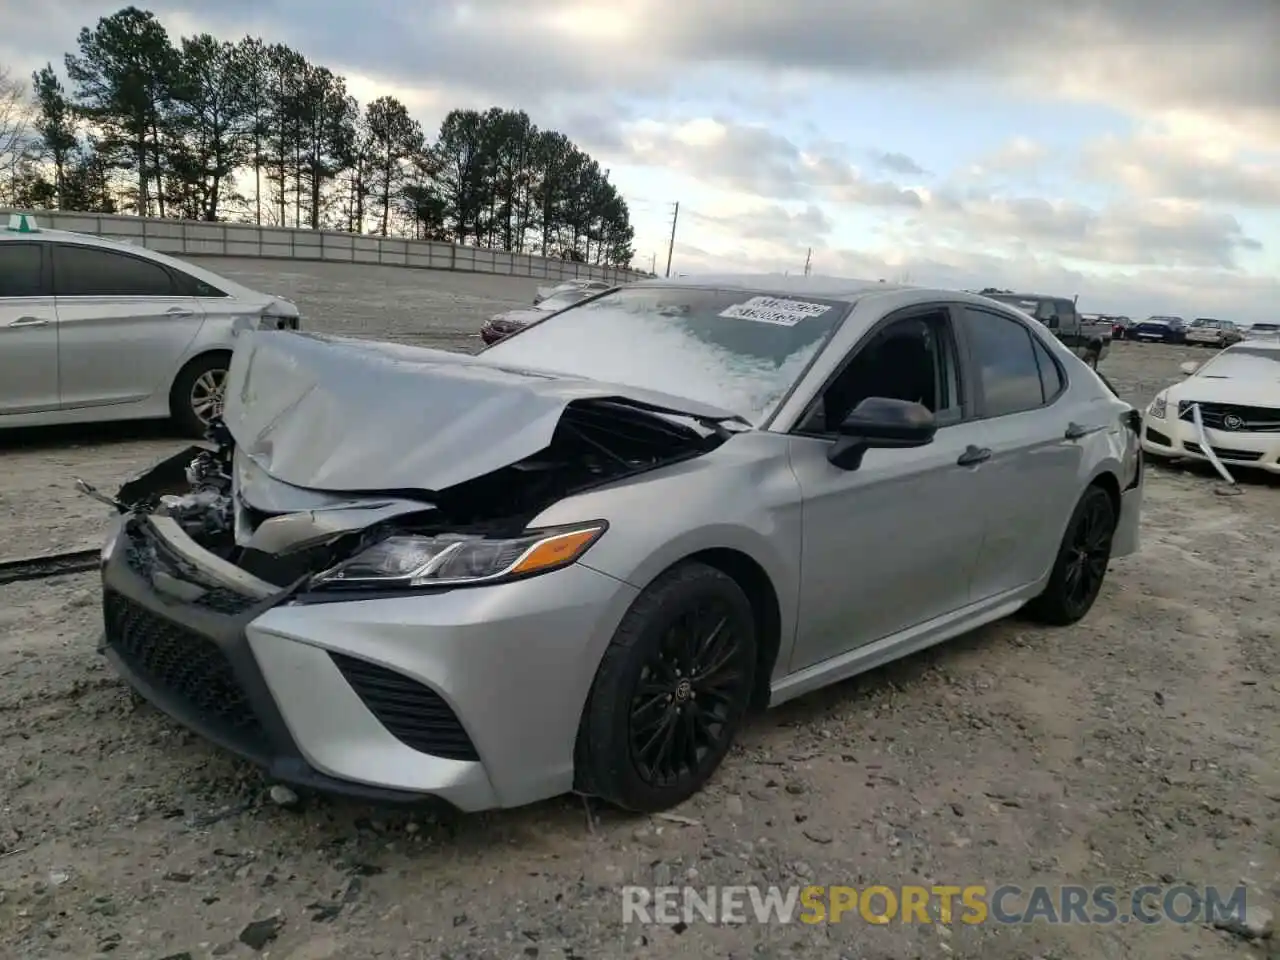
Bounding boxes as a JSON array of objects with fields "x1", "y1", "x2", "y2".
[
  {"x1": 1128, "y1": 316, "x2": 1187, "y2": 344},
  {"x1": 1083, "y1": 314, "x2": 1131, "y2": 340},
  {"x1": 533, "y1": 278, "x2": 611, "y2": 304},
  {"x1": 0, "y1": 214, "x2": 301, "y2": 436},
  {"x1": 97, "y1": 276, "x2": 1142, "y2": 813},
  {"x1": 480, "y1": 285, "x2": 605, "y2": 344},
  {"x1": 1106, "y1": 316, "x2": 1132, "y2": 339},
  {"x1": 1242, "y1": 322, "x2": 1279, "y2": 341},
  {"x1": 979, "y1": 291, "x2": 1111, "y2": 365},
  {"x1": 1141, "y1": 339, "x2": 1280, "y2": 473},
  {"x1": 1185, "y1": 318, "x2": 1244, "y2": 348}
]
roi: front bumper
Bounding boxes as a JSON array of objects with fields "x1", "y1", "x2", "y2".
[
  {"x1": 1140, "y1": 409, "x2": 1280, "y2": 474},
  {"x1": 99, "y1": 516, "x2": 638, "y2": 811}
]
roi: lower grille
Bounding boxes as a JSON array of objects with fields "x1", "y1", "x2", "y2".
[
  {"x1": 330, "y1": 653, "x2": 479, "y2": 762},
  {"x1": 1146, "y1": 427, "x2": 1172, "y2": 446},
  {"x1": 1182, "y1": 441, "x2": 1265, "y2": 462},
  {"x1": 103, "y1": 590, "x2": 265, "y2": 750}
]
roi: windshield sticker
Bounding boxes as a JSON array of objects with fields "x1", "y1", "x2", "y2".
[{"x1": 718, "y1": 296, "x2": 832, "y2": 326}]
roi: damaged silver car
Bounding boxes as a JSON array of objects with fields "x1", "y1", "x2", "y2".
[{"x1": 94, "y1": 277, "x2": 1144, "y2": 813}]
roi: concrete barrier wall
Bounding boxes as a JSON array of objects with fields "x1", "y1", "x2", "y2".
[{"x1": 2, "y1": 209, "x2": 649, "y2": 285}]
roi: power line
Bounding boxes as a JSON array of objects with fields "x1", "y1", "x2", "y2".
[{"x1": 664, "y1": 201, "x2": 679, "y2": 278}]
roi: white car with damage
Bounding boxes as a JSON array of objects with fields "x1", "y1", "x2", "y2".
[{"x1": 1140, "y1": 339, "x2": 1280, "y2": 474}]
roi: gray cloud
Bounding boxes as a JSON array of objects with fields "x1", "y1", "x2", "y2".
[
  {"x1": 622, "y1": 119, "x2": 923, "y2": 207},
  {"x1": 689, "y1": 203, "x2": 833, "y2": 246},
  {"x1": 9, "y1": 0, "x2": 1275, "y2": 136},
  {"x1": 1080, "y1": 134, "x2": 1280, "y2": 207},
  {"x1": 873, "y1": 151, "x2": 927, "y2": 177},
  {"x1": 915, "y1": 190, "x2": 1261, "y2": 269}
]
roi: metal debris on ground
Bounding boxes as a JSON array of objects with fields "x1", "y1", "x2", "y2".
[{"x1": 0, "y1": 548, "x2": 101, "y2": 586}]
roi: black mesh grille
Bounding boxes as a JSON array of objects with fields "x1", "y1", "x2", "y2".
[
  {"x1": 103, "y1": 590, "x2": 265, "y2": 751},
  {"x1": 1178, "y1": 401, "x2": 1280, "y2": 433},
  {"x1": 330, "y1": 653, "x2": 479, "y2": 762}
]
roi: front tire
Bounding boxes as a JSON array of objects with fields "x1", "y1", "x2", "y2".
[
  {"x1": 575, "y1": 562, "x2": 757, "y2": 812},
  {"x1": 1024, "y1": 485, "x2": 1117, "y2": 626},
  {"x1": 170, "y1": 353, "x2": 230, "y2": 439}
]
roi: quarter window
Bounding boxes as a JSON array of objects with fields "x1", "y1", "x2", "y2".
[
  {"x1": 963, "y1": 308, "x2": 1047, "y2": 417},
  {"x1": 53, "y1": 244, "x2": 176, "y2": 297},
  {"x1": 0, "y1": 243, "x2": 44, "y2": 297},
  {"x1": 1032, "y1": 336, "x2": 1065, "y2": 401}
]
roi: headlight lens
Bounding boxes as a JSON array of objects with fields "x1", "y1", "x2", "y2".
[
  {"x1": 310, "y1": 522, "x2": 607, "y2": 590},
  {"x1": 1149, "y1": 392, "x2": 1167, "y2": 418}
]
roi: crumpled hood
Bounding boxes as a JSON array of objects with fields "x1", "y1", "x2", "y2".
[{"x1": 221, "y1": 330, "x2": 742, "y2": 492}]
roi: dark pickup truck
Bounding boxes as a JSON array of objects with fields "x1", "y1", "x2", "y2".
[{"x1": 979, "y1": 290, "x2": 1111, "y2": 366}]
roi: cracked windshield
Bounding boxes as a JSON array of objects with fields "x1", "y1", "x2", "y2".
[{"x1": 482, "y1": 286, "x2": 849, "y2": 423}]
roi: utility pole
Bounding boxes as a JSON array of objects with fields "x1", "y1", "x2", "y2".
[
  {"x1": 664, "y1": 202, "x2": 679, "y2": 278},
  {"x1": 803, "y1": 248, "x2": 812, "y2": 277},
  {"x1": 651, "y1": 252, "x2": 656, "y2": 275}
]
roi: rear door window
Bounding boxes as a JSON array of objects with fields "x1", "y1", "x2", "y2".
[
  {"x1": 53, "y1": 244, "x2": 177, "y2": 297},
  {"x1": 962, "y1": 308, "x2": 1047, "y2": 417}
]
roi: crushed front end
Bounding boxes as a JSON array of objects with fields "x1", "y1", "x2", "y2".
[{"x1": 96, "y1": 388, "x2": 729, "y2": 810}]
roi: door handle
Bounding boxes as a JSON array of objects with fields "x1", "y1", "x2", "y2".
[
  {"x1": 1065, "y1": 422, "x2": 1105, "y2": 440},
  {"x1": 957, "y1": 445, "x2": 992, "y2": 466},
  {"x1": 166, "y1": 307, "x2": 194, "y2": 317},
  {"x1": 9, "y1": 315, "x2": 50, "y2": 327}
]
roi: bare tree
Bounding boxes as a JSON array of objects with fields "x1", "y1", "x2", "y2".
[{"x1": 0, "y1": 65, "x2": 34, "y2": 203}]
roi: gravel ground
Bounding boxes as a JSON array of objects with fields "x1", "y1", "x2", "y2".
[{"x1": 1, "y1": 264, "x2": 1277, "y2": 960}]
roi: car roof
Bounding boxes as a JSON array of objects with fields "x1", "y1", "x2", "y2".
[
  {"x1": 1, "y1": 227, "x2": 266, "y2": 300},
  {"x1": 1232, "y1": 337, "x2": 1280, "y2": 350},
  {"x1": 981, "y1": 290, "x2": 1064, "y2": 301},
  {"x1": 631, "y1": 273, "x2": 915, "y2": 302}
]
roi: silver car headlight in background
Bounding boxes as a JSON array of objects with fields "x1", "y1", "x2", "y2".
[
  {"x1": 310, "y1": 522, "x2": 607, "y2": 590},
  {"x1": 1149, "y1": 392, "x2": 1167, "y2": 419}
]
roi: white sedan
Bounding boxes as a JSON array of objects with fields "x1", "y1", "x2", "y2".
[
  {"x1": 0, "y1": 215, "x2": 301, "y2": 437},
  {"x1": 1141, "y1": 339, "x2": 1280, "y2": 473}
]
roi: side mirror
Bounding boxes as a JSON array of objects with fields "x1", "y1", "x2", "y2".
[
  {"x1": 1180, "y1": 361, "x2": 1200, "y2": 376},
  {"x1": 827, "y1": 397, "x2": 937, "y2": 470}
]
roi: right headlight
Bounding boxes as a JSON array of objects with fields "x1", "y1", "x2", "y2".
[
  {"x1": 1149, "y1": 392, "x2": 1167, "y2": 419},
  {"x1": 309, "y1": 522, "x2": 607, "y2": 591}
]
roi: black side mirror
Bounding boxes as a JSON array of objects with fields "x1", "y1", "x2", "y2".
[{"x1": 827, "y1": 397, "x2": 937, "y2": 470}]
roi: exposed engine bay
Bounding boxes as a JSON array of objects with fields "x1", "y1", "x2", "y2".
[{"x1": 101, "y1": 400, "x2": 729, "y2": 591}]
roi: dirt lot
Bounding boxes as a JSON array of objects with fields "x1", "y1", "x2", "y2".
[{"x1": 1, "y1": 268, "x2": 1277, "y2": 960}]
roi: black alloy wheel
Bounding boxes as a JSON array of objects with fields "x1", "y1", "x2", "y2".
[
  {"x1": 628, "y1": 601, "x2": 747, "y2": 789},
  {"x1": 575, "y1": 562, "x2": 757, "y2": 812},
  {"x1": 1024, "y1": 484, "x2": 1117, "y2": 626}
]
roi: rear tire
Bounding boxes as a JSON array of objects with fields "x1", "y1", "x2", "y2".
[
  {"x1": 574, "y1": 562, "x2": 757, "y2": 812},
  {"x1": 1024, "y1": 485, "x2": 1117, "y2": 626},
  {"x1": 170, "y1": 353, "x2": 230, "y2": 439}
]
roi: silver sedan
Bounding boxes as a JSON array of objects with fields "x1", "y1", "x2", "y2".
[
  {"x1": 0, "y1": 216, "x2": 300, "y2": 436},
  {"x1": 97, "y1": 276, "x2": 1143, "y2": 813}
]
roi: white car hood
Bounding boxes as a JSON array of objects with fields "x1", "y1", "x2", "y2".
[
  {"x1": 1165, "y1": 377, "x2": 1280, "y2": 407},
  {"x1": 221, "y1": 330, "x2": 742, "y2": 493}
]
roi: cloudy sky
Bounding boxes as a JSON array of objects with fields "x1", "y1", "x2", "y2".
[{"x1": 2, "y1": 1, "x2": 1278, "y2": 320}]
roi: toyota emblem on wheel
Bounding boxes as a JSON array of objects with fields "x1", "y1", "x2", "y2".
[{"x1": 1222, "y1": 413, "x2": 1244, "y2": 430}]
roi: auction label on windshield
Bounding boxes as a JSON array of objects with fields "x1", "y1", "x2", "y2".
[{"x1": 719, "y1": 296, "x2": 832, "y2": 326}]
